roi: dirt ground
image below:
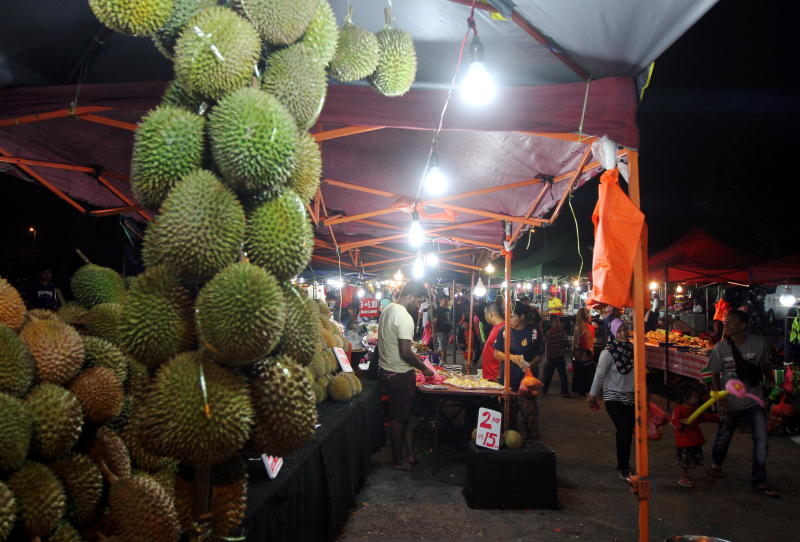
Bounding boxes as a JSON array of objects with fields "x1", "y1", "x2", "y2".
[{"x1": 337, "y1": 374, "x2": 800, "y2": 542}]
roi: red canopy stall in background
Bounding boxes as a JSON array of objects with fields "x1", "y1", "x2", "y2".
[{"x1": 749, "y1": 254, "x2": 800, "y2": 284}]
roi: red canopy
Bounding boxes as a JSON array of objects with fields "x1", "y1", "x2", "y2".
[
  {"x1": 648, "y1": 228, "x2": 755, "y2": 283},
  {"x1": 749, "y1": 254, "x2": 800, "y2": 284}
]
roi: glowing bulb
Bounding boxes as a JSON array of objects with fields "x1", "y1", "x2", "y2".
[
  {"x1": 485, "y1": 263, "x2": 495, "y2": 273},
  {"x1": 412, "y1": 256, "x2": 424, "y2": 279},
  {"x1": 376, "y1": 291, "x2": 383, "y2": 300},
  {"x1": 326, "y1": 278, "x2": 343, "y2": 288},
  {"x1": 394, "y1": 269, "x2": 404, "y2": 281},
  {"x1": 28, "y1": 227, "x2": 35, "y2": 233},
  {"x1": 542, "y1": 282, "x2": 549, "y2": 290},
  {"x1": 424, "y1": 153, "x2": 447, "y2": 195},
  {"x1": 298, "y1": 277, "x2": 305, "y2": 284},
  {"x1": 425, "y1": 253, "x2": 439, "y2": 267},
  {"x1": 408, "y1": 215, "x2": 424, "y2": 247},
  {"x1": 473, "y1": 277, "x2": 487, "y2": 297},
  {"x1": 676, "y1": 285, "x2": 684, "y2": 294},
  {"x1": 649, "y1": 281, "x2": 658, "y2": 291},
  {"x1": 357, "y1": 288, "x2": 365, "y2": 298},
  {"x1": 780, "y1": 286, "x2": 796, "y2": 307},
  {"x1": 573, "y1": 280, "x2": 580, "y2": 287},
  {"x1": 563, "y1": 283, "x2": 569, "y2": 289},
  {"x1": 502, "y1": 281, "x2": 507, "y2": 288},
  {"x1": 461, "y1": 36, "x2": 495, "y2": 106}
]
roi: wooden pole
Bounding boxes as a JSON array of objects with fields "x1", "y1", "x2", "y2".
[
  {"x1": 451, "y1": 279, "x2": 457, "y2": 365},
  {"x1": 503, "y1": 223, "x2": 512, "y2": 429},
  {"x1": 466, "y1": 266, "x2": 476, "y2": 374},
  {"x1": 627, "y1": 150, "x2": 650, "y2": 542}
]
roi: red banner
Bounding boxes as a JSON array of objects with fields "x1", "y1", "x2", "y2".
[{"x1": 360, "y1": 298, "x2": 379, "y2": 318}]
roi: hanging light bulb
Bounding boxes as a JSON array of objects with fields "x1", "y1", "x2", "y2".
[
  {"x1": 376, "y1": 290, "x2": 383, "y2": 300},
  {"x1": 473, "y1": 277, "x2": 487, "y2": 297},
  {"x1": 676, "y1": 284, "x2": 684, "y2": 294},
  {"x1": 542, "y1": 282, "x2": 549, "y2": 290},
  {"x1": 424, "y1": 152, "x2": 447, "y2": 195},
  {"x1": 412, "y1": 255, "x2": 425, "y2": 278},
  {"x1": 408, "y1": 210, "x2": 424, "y2": 247},
  {"x1": 501, "y1": 281, "x2": 508, "y2": 288},
  {"x1": 425, "y1": 252, "x2": 439, "y2": 267},
  {"x1": 649, "y1": 281, "x2": 658, "y2": 291},
  {"x1": 461, "y1": 35, "x2": 496, "y2": 106},
  {"x1": 573, "y1": 279, "x2": 580, "y2": 287},
  {"x1": 485, "y1": 262, "x2": 495, "y2": 273},
  {"x1": 357, "y1": 287, "x2": 365, "y2": 298},
  {"x1": 780, "y1": 285, "x2": 796, "y2": 307},
  {"x1": 394, "y1": 269, "x2": 404, "y2": 281}
]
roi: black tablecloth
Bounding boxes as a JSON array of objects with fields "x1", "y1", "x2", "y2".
[{"x1": 244, "y1": 380, "x2": 383, "y2": 542}]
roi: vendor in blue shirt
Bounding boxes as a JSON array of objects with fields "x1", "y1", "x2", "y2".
[{"x1": 493, "y1": 301, "x2": 544, "y2": 390}]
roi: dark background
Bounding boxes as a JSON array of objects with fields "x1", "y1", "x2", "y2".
[{"x1": 1, "y1": 1, "x2": 795, "y2": 286}]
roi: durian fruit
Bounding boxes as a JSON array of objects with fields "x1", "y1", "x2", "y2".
[
  {"x1": 119, "y1": 266, "x2": 195, "y2": 368},
  {"x1": 0, "y1": 277, "x2": 26, "y2": 330},
  {"x1": 288, "y1": 131, "x2": 322, "y2": 203},
  {"x1": 83, "y1": 336, "x2": 130, "y2": 387},
  {"x1": 250, "y1": 356, "x2": 317, "y2": 457},
  {"x1": 196, "y1": 262, "x2": 285, "y2": 365},
  {"x1": 68, "y1": 367, "x2": 124, "y2": 424},
  {"x1": 130, "y1": 105, "x2": 206, "y2": 210},
  {"x1": 88, "y1": 0, "x2": 173, "y2": 36},
  {"x1": 70, "y1": 265, "x2": 125, "y2": 309},
  {"x1": 280, "y1": 286, "x2": 321, "y2": 366},
  {"x1": 160, "y1": 79, "x2": 207, "y2": 114},
  {"x1": 327, "y1": 373, "x2": 353, "y2": 402},
  {"x1": 109, "y1": 476, "x2": 180, "y2": 542},
  {"x1": 145, "y1": 170, "x2": 245, "y2": 283},
  {"x1": 47, "y1": 522, "x2": 83, "y2": 542},
  {"x1": 312, "y1": 382, "x2": 326, "y2": 404},
  {"x1": 24, "y1": 308, "x2": 59, "y2": 326},
  {"x1": 301, "y1": 0, "x2": 339, "y2": 66},
  {"x1": 369, "y1": 10, "x2": 417, "y2": 97},
  {"x1": 314, "y1": 298, "x2": 331, "y2": 317},
  {"x1": 91, "y1": 427, "x2": 132, "y2": 479},
  {"x1": 309, "y1": 351, "x2": 327, "y2": 379},
  {"x1": 0, "y1": 392, "x2": 32, "y2": 470},
  {"x1": 0, "y1": 480, "x2": 16, "y2": 542},
  {"x1": 57, "y1": 302, "x2": 88, "y2": 327},
  {"x1": 26, "y1": 383, "x2": 84, "y2": 460},
  {"x1": 138, "y1": 465, "x2": 178, "y2": 500},
  {"x1": 329, "y1": 17, "x2": 380, "y2": 82},
  {"x1": 343, "y1": 372, "x2": 362, "y2": 395},
  {"x1": 321, "y1": 328, "x2": 337, "y2": 348},
  {"x1": 7, "y1": 462, "x2": 66, "y2": 538},
  {"x1": 0, "y1": 324, "x2": 34, "y2": 397},
  {"x1": 173, "y1": 6, "x2": 261, "y2": 102},
  {"x1": 208, "y1": 88, "x2": 298, "y2": 199},
  {"x1": 141, "y1": 216, "x2": 167, "y2": 269},
  {"x1": 245, "y1": 189, "x2": 313, "y2": 281},
  {"x1": 83, "y1": 302, "x2": 122, "y2": 344},
  {"x1": 121, "y1": 420, "x2": 175, "y2": 473},
  {"x1": 262, "y1": 43, "x2": 327, "y2": 130},
  {"x1": 50, "y1": 454, "x2": 103, "y2": 527},
  {"x1": 140, "y1": 352, "x2": 254, "y2": 466},
  {"x1": 152, "y1": 0, "x2": 217, "y2": 58},
  {"x1": 320, "y1": 347, "x2": 338, "y2": 373},
  {"x1": 21, "y1": 319, "x2": 85, "y2": 384},
  {"x1": 174, "y1": 458, "x2": 247, "y2": 537},
  {"x1": 232, "y1": 0, "x2": 316, "y2": 45}
]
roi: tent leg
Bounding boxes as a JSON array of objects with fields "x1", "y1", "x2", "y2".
[
  {"x1": 502, "y1": 223, "x2": 512, "y2": 430},
  {"x1": 627, "y1": 150, "x2": 650, "y2": 542},
  {"x1": 452, "y1": 279, "x2": 457, "y2": 365},
  {"x1": 466, "y1": 268, "x2": 475, "y2": 374}
]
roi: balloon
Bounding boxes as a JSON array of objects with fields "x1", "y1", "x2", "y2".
[
  {"x1": 683, "y1": 390, "x2": 728, "y2": 425},
  {"x1": 683, "y1": 378, "x2": 765, "y2": 425}
]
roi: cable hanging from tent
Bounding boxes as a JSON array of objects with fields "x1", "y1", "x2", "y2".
[
  {"x1": 415, "y1": 0, "x2": 478, "y2": 200},
  {"x1": 568, "y1": 191, "x2": 584, "y2": 279},
  {"x1": 577, "y1": 78, "x2": 592, "y2": 142}
]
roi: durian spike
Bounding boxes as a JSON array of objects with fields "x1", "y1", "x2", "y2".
[{"x1": 98, "y1": 458, "x2": 119, "y2": 485}]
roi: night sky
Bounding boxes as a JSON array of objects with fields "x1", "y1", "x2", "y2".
[{"x1": 1, "y1": 1, "x2": 795, "y2": 286}]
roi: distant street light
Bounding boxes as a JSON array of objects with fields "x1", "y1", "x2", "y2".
[{"x1": 28, "y1": 226, "x2": 36, "y2": 248}]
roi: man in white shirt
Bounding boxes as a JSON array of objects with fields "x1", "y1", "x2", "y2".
[{"x1": 378, "y1": 280, "x2": 433, "y2": 470}]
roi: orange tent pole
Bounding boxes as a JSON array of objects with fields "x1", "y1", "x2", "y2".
[
  {"x1": 466, "y1": 266, "x2": 475, "y2": 375},
  {"x1": 79, "y1": 114, "x2": 137, "y2": 132},
  {"x1": 312, "y1": 126, "x2": 384, "y2": 142},
  {"x1": 546, "y1": 147, "x2": 592, "y2": 222},
  {"x1": 0, "y1": 155, "x2": 128, "y2": 181},
  {"x1": 96, "y1": 175, "x2": 152, "y2": 221},
  {"x1": 627, "y1": 150, "x2": 650, "y2": 542},
  {"x1": 0, "y1": 147, "x2": 86, "y2": 214},
  {"x1": 503, "y1": 223, "x2": 512, "y2": 429},
  {"x1": 0, "y1": 106, "x2": 114, "y2": 127}
]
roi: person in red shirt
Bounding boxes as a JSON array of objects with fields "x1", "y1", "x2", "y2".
[
  {"x1": 480, "y1": 301, "x2": 504, "y2": 381},
  {"x1": 670, "y1": 383, "x2": 719, "y2": 488}
]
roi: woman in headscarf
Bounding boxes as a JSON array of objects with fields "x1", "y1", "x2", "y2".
[
  {"x1": 588, "y1": 318, "x2": 635, "y2": 481},
  {"x1": 571, "y1": 307, "x2": 596, "y2": 396}
]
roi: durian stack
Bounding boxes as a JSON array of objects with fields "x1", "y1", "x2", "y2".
[{"x1": 0, "y1": 0, "x2": 415, "y2": 539}]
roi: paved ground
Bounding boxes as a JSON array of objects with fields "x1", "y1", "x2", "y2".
[{"x1": 337, "y1": 373, "x2": 800, "y2": 542}]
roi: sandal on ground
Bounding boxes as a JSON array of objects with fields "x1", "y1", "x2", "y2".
[
  {"x1": 678, "y1": 478, "x2": 694, "y2": 488},
  {"x1": 708, "y1": 465, "x2": 724, "y2": 478},
  {"x1": 755, "y1": 485, "x2": 781, "y2": 499}
]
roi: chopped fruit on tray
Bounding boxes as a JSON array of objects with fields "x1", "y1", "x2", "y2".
[{"x1": 444, "y1": 376, "x2": 504, "y2": 390}]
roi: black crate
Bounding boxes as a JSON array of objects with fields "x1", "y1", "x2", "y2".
[{"x1": 463, "y1": 441, "x2": 558, "y2": 509}]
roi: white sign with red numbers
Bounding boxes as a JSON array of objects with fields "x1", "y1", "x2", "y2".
[
  {"x1": 359, "y1": 297, "x2": 379, "y2": 318},
  {"x1": 262, "y1": 454, "x2": 283, "y2": 479},
  {"x1": 333, "y1": 347, "x2": 353, "y2": 372},
  {"x1": 476, "y1": 407, "x2": 502, "y2": 450}
]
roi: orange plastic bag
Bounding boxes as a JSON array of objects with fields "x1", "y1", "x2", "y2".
[{"x1": 587, "y1": 168, "x2": 646, "y2": 309}]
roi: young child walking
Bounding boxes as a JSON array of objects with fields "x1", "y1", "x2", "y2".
[{"x1": 670, "y1": 383, "x2": 719, "y2": 487}]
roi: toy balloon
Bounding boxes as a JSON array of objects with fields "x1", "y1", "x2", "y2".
[
  {"x1": 725, "y1": 378, "x2": 764, "y2": 408},
  {"x1": 683, "y1": 390, "x2": 728, "y2": 425}
]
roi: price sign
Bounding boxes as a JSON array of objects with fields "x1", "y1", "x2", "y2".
[
  {"x1": 475, "y1": 407, "x2": 502, "y2": 450},
  {"x1": 359, "y1": 297, "x2": 379, "y2": 318},
  {"x1": 262, "y1": 454, "x2": 283, "y2": 480},
  {"x1": 333, "y1": 347, "x2": 353, "y2": 372}
]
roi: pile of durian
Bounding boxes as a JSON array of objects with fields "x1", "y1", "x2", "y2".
[{"x1": 0, "y1": 0, "x2": 415, "y2": 540}]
